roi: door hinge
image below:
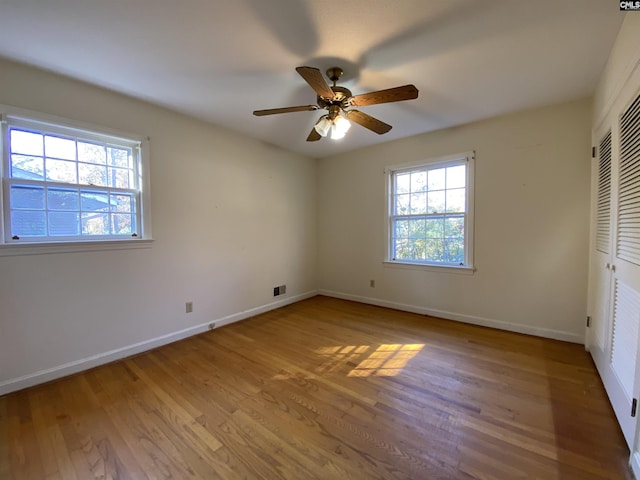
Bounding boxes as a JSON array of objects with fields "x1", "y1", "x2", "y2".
[
  {"x1": 632, "y1": 398, "x2": 637, "y2": 417},
  {"x1": 592, "y1": 146, "x2": 596, "y2": 158},
  {"x1": 586, "y1": 316, "x2": 591, "y2": 327}
]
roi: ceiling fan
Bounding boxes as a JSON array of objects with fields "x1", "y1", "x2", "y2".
[{"x1": 253, "y1": 66, "x2": 419, "y2": 142}]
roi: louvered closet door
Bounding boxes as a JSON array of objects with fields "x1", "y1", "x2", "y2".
[
  {"x1": 588, "y1": 131, "x2": 612, "y2": 356},
  {"x1": 614, "y1": 93, "x2": 640, "y2": 440},
  {"x1": 592, "y1": 93, "x2": 640, "y2": 448}
]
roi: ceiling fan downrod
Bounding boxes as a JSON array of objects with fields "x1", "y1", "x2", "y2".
[{"x1": 326, "y1": 67, "x2": 343, "y2": 87}]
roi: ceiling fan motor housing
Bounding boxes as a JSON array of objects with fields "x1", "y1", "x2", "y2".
[{"x1": 318, "y1": 86, "x2": 353, "y2": 108}]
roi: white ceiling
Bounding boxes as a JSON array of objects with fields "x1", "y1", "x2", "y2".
[{"x1": 0, "y1": 0, "x2": 624, "y2": 159}]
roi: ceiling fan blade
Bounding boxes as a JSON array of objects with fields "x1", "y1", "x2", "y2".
[
  {"x1": 253, "y1": 105, "x2": 319, "y2": 116},
  {"x1": 307, "y1": 127, "x2": 321, "y2": 142},
  {"x1": 348, "y1": 85, "x2": 418, "y2": 107},
  {"x1": 346, "y1": 110, "x2": 392, "y2": 134},
  {"x1": 296, "y1": 66, "x2": 335, "y2": 99}
]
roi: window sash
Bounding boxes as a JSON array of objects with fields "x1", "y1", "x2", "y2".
[
  {"x1": 390, "y1": 213, "x2": 468, "y2": 265},
  {"x1": 7, "y1": 117, "x2": 141, "y2": 151},
  {"x1": 4, "y1": 178, "x2": 141, "y2": 241}
]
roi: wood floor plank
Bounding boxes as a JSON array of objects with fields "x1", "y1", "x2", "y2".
[
  {"x1": 236, "y1": 388, "x2": 368, "y2": 479},
  {"x1": 90, "y1": 367, "x2": 189, "y2": 479},
  {"x1": 0, "y1": 295, "x2": 633, "y2": 479},
  {"x1": 6, "y1": 394, "x2": 45, "y2": 479},
  {"x1": 27, "y1": 390, "x2": 64, "y2": 479},
  {"x1": 0, "y1": 397, "x2": 11, "y2": 479}
]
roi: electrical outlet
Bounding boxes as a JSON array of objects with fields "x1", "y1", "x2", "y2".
[
  {"x1": 370, "y1": 280, "x2": 375, "y2": 288},
  {"x1": 208, "y1": 322, "x2": 216, "y2": 330},
  {"x1": 186, "y1": 301, "x2": 193, "y2": 313}
]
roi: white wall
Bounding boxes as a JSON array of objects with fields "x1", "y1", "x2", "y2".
[
  {"x1": 317, "y1": 99, "x2": 592, "y2": 342},
  {"x1": 0, "y1": 59, "x2": 317, "y2": 393},
  {"x1": 593, "y1": 14, "x2": 640, "y2": 128}
]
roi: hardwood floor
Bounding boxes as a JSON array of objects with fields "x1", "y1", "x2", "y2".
[{"x1": 0, "y1": 295, "x2": 632, "y2": 479}]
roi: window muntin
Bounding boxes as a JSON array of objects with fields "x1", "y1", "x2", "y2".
[
  {"x1": 2, "y1": 113, "x2": 146, "y2": 243},
  {"x1": 388, "y1": 153, "x2": 474, "y2": 268}
]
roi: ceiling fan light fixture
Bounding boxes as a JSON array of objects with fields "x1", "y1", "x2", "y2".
[
  {"x1": 330, "y1": 125, "x2": 347, "y2": 140},
  {"x1": 314, "y1": 115, "x2": 332, "y2": 137},
  {"x1": 331, "y1": 115, "x2": 351, "y2": 138}
]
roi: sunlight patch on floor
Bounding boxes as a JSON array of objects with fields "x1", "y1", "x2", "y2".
[{"x1": 315, "y1": 343, "x2": 425, "y2": 377}]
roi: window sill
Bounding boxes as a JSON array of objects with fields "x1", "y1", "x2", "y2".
[
  {"x1": 0, "y1": 239, "x2": 153, "y2": 257},
  {"x1": 383, "y1": 261, "x2": 475, "y2": 275}
]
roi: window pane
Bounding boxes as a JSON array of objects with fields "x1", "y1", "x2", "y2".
[
  {"x1": 45, "y1": 135, "x2": 76, "y2": 160},
  {"x1": 82, "y1": 212, "x2": 109, "y2": 235},
  {"x1": 445, "y1": 217, "x2": 464, "y2": 238},
  {"x1": 79, "y1": 163, "x2": 108, "y2": 187},
  {"x1": 426, "y1": 217, "x2": 444, "y2": 238},
  {"x1": 108, "y1": 147, "x2": 130, "y2": 168},
  {"x1": 11, "y1": 210, "x2": 46, "y2": 236},
  {"x1": 410, "y1": 192, "x2": 426, "y2": 214},
  {"x1": 78, "y1": 141, "x2": 106, "y2": 165},
  {"x1": 110, "y1": 194, "x2": 135, "y2": 213},
  {"x1": 446, "y1": 188, "x2": 465, "y2": 213},
  {"x1": 446, "y1": 165, "x2": 466, "y2": 189},
  {"x1": 395, "y1": 173, "x2": 410, "y2": 194},
  {"x1": 408, "y1": 219, "x2": 426, "y2": 238},
  {"x1": 10, "y1": 129, "x2": 43, "y2": 156},
  {"x1": 81, "y1": 191, "x2": 109, "y2": 212},
  {"x1": 11, "y1": 185, "x2": 45, "y2": 209},
  {"x1": 395, "y1": 194, "x2": 410, "y2": 215},
  {"x1": 46, "y1": 159, "x2": 77, "y2": 183},
  {"x1": 395, "y1": 238, "x2": 427, "y2": 261},
  {"x1": 49, "y1": 212, "x2": 79, "y2": 236},
  {"x1": 445, "y1": 239, "x2": 464, "y2": 264},
  {"x1": 48, "y1": 188, "x2": 79, "y2": 211},
  {"x1": 111, "y1": 213, "x2": 133, "y2": 234},
  {"x1": 394, "y1": 238, "x2": 409, "y2": 259},
  {"x1": 407, "y1": 239, "x2": 426, "y2": 260},
  {"x1": 394, "y1": 219, "x2": 409, "y2": 238},
  {"x1": 110, "y1": 167, "x2": 131, "y2": 188},
  {"x1": 427, "y1": 191, "x2": 445, "y2": 213},
  {"x1": 428, "y1": 168, "x2": 445, "y2": 190},
  {"x1": 410, "y1": 171, "x2": 426, "y2": 192},
  {"x1": 425, "y1": 239, "x2": 444, "y2": 262},
  {"x1": 11, "y1": 155, "x2": 44, "y2": 180}
]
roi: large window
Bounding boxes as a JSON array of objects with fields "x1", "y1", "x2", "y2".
[
  {"x1": 1, "y1": 108, "x2": 150, "y2": 246},
  {"x1": 386, "y1": 152, "x2": 474, "y2": 269}
]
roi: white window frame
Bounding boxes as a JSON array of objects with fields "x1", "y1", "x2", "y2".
[
  {"x1": 384, "y1": 151, "x2": 475, "y2": 273},
  {"x1": 0, "y1": 105, "x2": 152, "y2": 255}
]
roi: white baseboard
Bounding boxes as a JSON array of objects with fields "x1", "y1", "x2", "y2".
[
  {"x1": 0, "y1": 290, "x2": 318, "y2": 396},
  {"x1": 318, "y1": 289, "x2": 584, "y2": 344}
]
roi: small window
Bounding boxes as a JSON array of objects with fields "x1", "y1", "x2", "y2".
[
  {"x1": 386, "y1": 152, "x2": 474, "y2": 269},
  {"x1": 1, "y1": 109, "x2": 151, "y2": 246}
]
